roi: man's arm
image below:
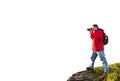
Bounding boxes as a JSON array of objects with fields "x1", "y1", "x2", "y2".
[{"x1": 90, "y1": 30, "x2": 102, "y2": 39}]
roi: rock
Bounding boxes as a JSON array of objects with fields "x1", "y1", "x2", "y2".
[{"x1": 67, "y1": 70, "x2": 107, "y2": 81}]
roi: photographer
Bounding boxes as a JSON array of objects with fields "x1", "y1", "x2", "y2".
[{"x1": 86, "y1": 24, "x2": 109, "y2": 74}]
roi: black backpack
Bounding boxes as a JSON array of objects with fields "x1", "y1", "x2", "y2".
[{"x1": 103, "y1": 32, "x2": 108, "y2": 45}]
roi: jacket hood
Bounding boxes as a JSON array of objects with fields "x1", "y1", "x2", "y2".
[{"x1": 98, "y1": 28, "x2": 104, "y2": 32}]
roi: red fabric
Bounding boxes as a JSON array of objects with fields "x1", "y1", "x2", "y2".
[{"x1": 90, "y1": 29, "x2": 104, "y2": 51}]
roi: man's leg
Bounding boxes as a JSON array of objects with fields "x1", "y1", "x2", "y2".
[
  {"x1": 87, "y1": 51, "x2": 98, "y2": 69},
  {"x1": 98, "y1": 51, "x2": 109, "y2": 73}
]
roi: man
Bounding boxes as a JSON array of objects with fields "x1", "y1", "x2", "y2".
[{"x1": 86, "y1": 24, "x2": 109, "y2": 73}]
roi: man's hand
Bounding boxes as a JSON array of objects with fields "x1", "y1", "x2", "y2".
[{"x1": 90, "y1": 29, "x2": 95, "y2": 33}]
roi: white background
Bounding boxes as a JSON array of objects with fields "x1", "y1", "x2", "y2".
[{"x1": 0, "y1": 0, "x2": 120, "y2": 81}]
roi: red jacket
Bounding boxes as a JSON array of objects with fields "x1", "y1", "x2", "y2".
[{"x1": 90, "y1": 29, "x2": 104, "y2": 51}]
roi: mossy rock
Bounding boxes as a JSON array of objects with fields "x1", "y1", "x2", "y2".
[{"x1": 67, "y1": 63, "x2": 120, "y2": 81}]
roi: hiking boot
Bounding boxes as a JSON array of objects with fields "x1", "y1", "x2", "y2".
[
  {"x1": 103, "y1": 72, "x2": 108, "y2": 77},
  {"x1": 86, "y1": 67, "x2": 94, "y2": 70}
]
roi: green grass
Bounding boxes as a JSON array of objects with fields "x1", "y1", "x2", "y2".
[{"x1": 94, "y1": 63, "x2": 120, "y2": 81}]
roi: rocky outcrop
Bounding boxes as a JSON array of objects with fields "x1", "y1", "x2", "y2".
[{"x1": 67, "y1": 70, "x2": 107, "y2": 81}]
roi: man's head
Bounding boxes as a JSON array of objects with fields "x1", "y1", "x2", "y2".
[{"x1": 92, "y1": 24, "x2": 99, "y2": 31}]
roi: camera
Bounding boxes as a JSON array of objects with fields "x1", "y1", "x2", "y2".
[{"x1": 87, "y1": 28, "x2": 93, "y2": 31}]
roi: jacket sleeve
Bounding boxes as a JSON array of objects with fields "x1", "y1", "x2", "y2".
[{"x1": 90, "y1": 30, "x2": 103, "y2": 39}]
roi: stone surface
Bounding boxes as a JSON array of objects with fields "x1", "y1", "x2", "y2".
[{"x1": 67, "y1": 70, "x2": 107, "y2": 81}]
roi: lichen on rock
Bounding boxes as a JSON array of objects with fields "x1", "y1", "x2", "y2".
[{"x1": 67, "y1": 70, "x2": 107, "y2": 81}]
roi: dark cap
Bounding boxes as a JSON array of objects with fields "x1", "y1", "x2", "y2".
[{"x1": 92, "y1": 24, "x2": 98, "y2": 28}]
